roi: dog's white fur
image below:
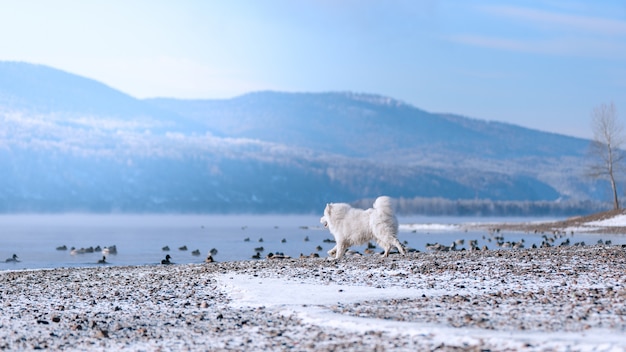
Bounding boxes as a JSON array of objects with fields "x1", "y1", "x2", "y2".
[{"x1": 320, "y1": 196, "x2": 405, "y2": 259}]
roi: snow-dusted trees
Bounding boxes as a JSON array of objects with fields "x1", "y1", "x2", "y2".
[{"x1": 588, "y1": 102, "x2": 624, "y2": 210}]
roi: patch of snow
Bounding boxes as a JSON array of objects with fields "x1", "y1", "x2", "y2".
[
  {"x1": 220, "y1": 274, "x2": 426, "y2": 308},
  {"x1": 399, "y1": 223, "x2": 459, "y2": 232},
  {"x1": 218, "y1": 273, "x2": 626, "y2": 351},
  {"x1": 587, "y1": 214, "x2": 626, "y2": 227},
  {"x1": 564, "y1": 226, "x2": 601, "y2": 233}
]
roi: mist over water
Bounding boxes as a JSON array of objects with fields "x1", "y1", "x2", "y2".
[{"x1": 1, "y1": 214, "x2": 625, "y2": 271}]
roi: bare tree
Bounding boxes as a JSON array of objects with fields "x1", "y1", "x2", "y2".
[{"x1": 588, "y1": 102, "x2": 624, "y2": 210}]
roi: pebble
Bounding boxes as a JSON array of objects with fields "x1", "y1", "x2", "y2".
[{"x1": 0, "y1": 246, "x2": 624, "y2": 350}]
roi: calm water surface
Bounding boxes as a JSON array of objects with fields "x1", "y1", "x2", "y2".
[{"x1": 1, "y1": 214, "x2": 624, "y2": 271}]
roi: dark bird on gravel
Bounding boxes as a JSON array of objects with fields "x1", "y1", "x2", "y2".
[
  {"x1": 5, "y1": 254, "x2": 19, "y2": 263},
  {"x1": 161, "y1": 254, "x2": 173, "y2": 264}
]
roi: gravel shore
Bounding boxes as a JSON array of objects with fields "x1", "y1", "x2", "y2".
[{"x1": 1, "y1": 245, "x2": 625, "y2": 351}]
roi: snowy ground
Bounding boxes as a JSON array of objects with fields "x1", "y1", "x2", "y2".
[
  {"x1": 218, "y1": 246, "x2": 626, "y2": 351},
  {"x1": 465, "y1": 209, "x2": 626, "y2": 235},
  {"x1": 1, "y1": 244, "x2": 625, "y2": 351},
  {"x1": 586, "y1": 214, "x2": 626, "y2": 227}
]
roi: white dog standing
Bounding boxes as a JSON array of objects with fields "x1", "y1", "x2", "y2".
[{"x1": 320, "y1": 196, "x2": 406, "y2": 259}]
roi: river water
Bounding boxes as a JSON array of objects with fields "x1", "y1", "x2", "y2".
[{"x1": 1, "y1": 214, "x2": 624, "y2": 271}]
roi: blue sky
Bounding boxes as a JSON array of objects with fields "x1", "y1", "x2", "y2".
[{"x1": 0, "y1": 0, "x2": 625, "y2": 139}]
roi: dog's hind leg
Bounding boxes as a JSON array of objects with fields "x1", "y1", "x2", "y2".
[
  {"x1": 380, "y1": 244, "x2": 391, "y2": 257},
  {"x1": 393, "y1": 239, "x2": 406, "y2": 255},
  {"x1": 380, "y1": 240, "x2": 405, "y2": 257}
]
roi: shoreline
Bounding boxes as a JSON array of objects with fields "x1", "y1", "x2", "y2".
[
  {"x1": 463, "y1": 208, "x2": 626, "y2": 235},
  {"x1": 1, "y1": 245, "x2": 625, "y2": 351}
]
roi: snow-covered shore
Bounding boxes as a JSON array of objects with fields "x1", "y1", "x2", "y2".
[
  {"x1": 1, "y1": 245, "x2": 625, "y2": 351},
  {"x1": 463, "y1": 209, "x2": 626, "y2": 235}
]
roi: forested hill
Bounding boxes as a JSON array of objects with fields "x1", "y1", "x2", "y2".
[{"x1": 0, "y1": 62, "x2": 606, "y2": 213}]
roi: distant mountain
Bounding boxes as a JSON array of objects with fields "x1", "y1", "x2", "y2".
[
  {"x1": 147, "y1": 92, "x2": 588, "y2": 160},
  {"x1": 0, "y1": 61, "x2": 608, "y2": 213},
  {"x1": 0, "y1": 61, "x2": 204, "y2": 133},
  {"x1": 146, "y1": 92, "x2": 598, "y2": 202}
]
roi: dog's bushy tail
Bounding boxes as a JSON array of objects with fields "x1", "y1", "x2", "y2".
[{"x1": 373, "y1": 196, "x2": 394, "y2": 215}]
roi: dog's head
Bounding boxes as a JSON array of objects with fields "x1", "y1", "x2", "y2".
[{"x1": 320, "y1": 203, "x2": 332, "y2": 228}]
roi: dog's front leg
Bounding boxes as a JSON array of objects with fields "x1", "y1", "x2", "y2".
[
  {"x1": 333, "y1": 243, "x2": 347, "y2": 260},
  {"x1": 327, "y1": 245, "x2": 337, "y2": 258}
]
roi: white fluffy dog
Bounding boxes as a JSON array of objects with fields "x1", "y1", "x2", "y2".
[{"x1": 320, "y1": 196, "x2": 406, "y2": 259}]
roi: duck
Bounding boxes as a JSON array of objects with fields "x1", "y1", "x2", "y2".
[
  {"x1": 97, "y1": 256, "x2": 107, "y2": 264},
  {"x1": 205, "y1": 255, "x2": 214, "y2": 263},
  {"x1": 103, "y1": 245, "x2": 117, "y2": 255},
  {"x1": 5, "y1": 254, "x2": 19, "y2": 263},
  {"x1": 251, "y1": 252, "x2": 261, "y2": 259},
  {"x1": 267, "y1": 252, "x2": 290, "y2": 259},
  {"x1": 179, "y1": 245, "x2": 188, "y2": 251},
  {"x1": 209, "y1": 248, "x2": 218, "y2": 255},
  {"x1": 191, "y1": 249, "x2": 201, "y2": 256},
  {"x1": 56, "y1": 245, "x2": 67, "y2": 251},
  {"x1": 254, "y1": 246, "x2": 264, "y2": 252},
  {"x1": 161, "y1": 254, "x2": 173, "y2": 265},
  {"x1": 162, "y1": 245, "x2": 170, "y2": 251}
]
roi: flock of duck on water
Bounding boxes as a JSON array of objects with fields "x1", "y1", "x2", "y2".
[
  {"x1": 4, "y1": 226, "x2": 623, "y2": 266},
  {"x1": 2, "y1": 243, "x2": 216, "y2": 266},
  {"x1": 424, "y1": 227, "x2": 620, "y2": 252},
  {"x1": 159, "y1": 245, "x2": 218, "y2": 264}
]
